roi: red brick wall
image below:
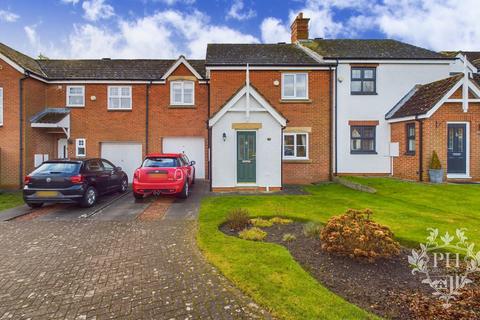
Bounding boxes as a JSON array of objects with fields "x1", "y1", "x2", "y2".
[
  {"x1": 209, "y1": 69, "x2": 332, "y2": 184},
  {"x1": 391, "y1": 121, "x2": 420, "y2": 180},
  {"x1": 0, "y1": 61, "x2": 21, "y2": 188}
]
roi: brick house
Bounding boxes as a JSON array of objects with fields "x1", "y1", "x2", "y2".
[{"x1": 387, "y1": 71, "x2": 480, "y2": 181}]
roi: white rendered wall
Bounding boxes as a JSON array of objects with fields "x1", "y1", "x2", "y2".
[{"x1": 336, "y1": 62, "x2": 451, "y2": 174}]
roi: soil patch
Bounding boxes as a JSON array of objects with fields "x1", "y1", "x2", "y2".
[
  {"x1": 220, "y1": 222, "x2": 480, "y2": 319},
  {"x1": 12, "y1": 204, "x2": 68, "y2": 221},
  {"x1": 137, "y1": 196, "x2": 174, "y2": 221}
]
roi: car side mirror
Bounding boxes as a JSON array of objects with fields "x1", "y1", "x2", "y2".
[
  {"x1": 190, "y1": 161, "x2": 196, "y2": 166},
  {"x1": 115, "y1": 166, "x2": 122, "y2": 172}
]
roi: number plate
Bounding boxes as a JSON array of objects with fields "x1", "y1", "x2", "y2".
[
  {"x1": 36, "y1": 191, "x2": 59, "y2": 197},
  {"x1": 149, "y1": 173, "x2": 167, "y2": 179}
]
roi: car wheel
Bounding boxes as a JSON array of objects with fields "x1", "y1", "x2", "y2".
[
  {"x1": 133, "y1": 192, "x2": 143, "y2": 200},
  {"x1": 120, "y1": 177, "x2": 128, "y2": 193},
  {"x1": 27, "y1": 202, "x2": 43, "y2": 209},
  {"x1": 178, "y1": 180, "x2": 189, "y2": 199},
  {"x1": 81, "y1": 186, "x2": 97, "y2": 208},
  {"x1": 191, "y1": 171, "x2": 196, "y2": 185}
]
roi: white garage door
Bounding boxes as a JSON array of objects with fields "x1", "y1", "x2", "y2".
[
  {"x1": 163, "y1": 137, "x2": 205, "y2": 179},
  {"x1": 101, "y1": 142, "x2": 143, "y2": 182}
]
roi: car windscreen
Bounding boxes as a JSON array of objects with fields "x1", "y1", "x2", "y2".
[
  {"x1": 142, "y1": 157, "x2": 178, "y2": 168},
  {"x1": 30, "y1": 162, "x2": 81, "y2": 175}
]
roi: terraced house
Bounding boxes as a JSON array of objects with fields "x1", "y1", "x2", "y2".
[{"x1": 0, "y1": 13, "x2": 477, "y2": 190}]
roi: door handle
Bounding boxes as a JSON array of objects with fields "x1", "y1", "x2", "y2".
[{"x1": 242, "y1": 160, "x2": 251, "y2": 163}]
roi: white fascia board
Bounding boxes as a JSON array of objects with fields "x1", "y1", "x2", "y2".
[
  {"x1": 0, "y1": 52, "x2": 26, "y2": 74},
  {"x1": 325, "y1": 59, "x2": 452, "y2": 65},
  {"x1": 48, "y1": 80, "x2": 154, "y2": 84},
  {"x1": 206, "y1": 66, "x2": 332, "y2": 71},
  {"x1": 386, "y1": 116, "x2": 420, "y2": 123},
  {"x1": 161, "y1": 56, "x2": 203, "y2": 80}
]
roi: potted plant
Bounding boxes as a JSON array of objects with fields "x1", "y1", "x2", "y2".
[{"x1": 428, "y1": 151, "x2": 444, "y2": 183}]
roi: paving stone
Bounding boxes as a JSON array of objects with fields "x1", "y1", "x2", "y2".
[{"x1": 0, "y1": 220, "x2": 270, "y2": 319}]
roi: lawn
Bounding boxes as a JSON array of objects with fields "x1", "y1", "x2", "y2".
[
  {"x1": 197, "y1": 177, "x2": 480, "y2": 319},
  {"x1": 0, "y1": 191, "x2": 24, "y2": 212}
]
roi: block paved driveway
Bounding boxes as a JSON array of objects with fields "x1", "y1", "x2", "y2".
[{"x1": 0, "y1": 181, "x2": 270, "y2": 319}]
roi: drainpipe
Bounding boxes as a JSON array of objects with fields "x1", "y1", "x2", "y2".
[
  {"x1": 145, "y1": 81, "x2": 151, "y2": 154},
  {"x1": 281, "y1": 126, "x2": 285, "y2": 189},
  {"x1": 207, "y1": 80, "x2": 212, "y2": 191},
  {"x1": 418, "y1": 117, "x2": 424, "y2": 182},
  {"x1": 19, "y1": 72, "x2": 29, "y2": 188},
  {"x1": 334, "y1": 59, "x2": 339, "y2": 176}
]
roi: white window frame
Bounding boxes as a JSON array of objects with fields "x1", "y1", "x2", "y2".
[
  {"x1": 0, "y1": 87, "x2": 3, "y2": 126},
  {"x1": 170, "y1": 80, "x2": 195, "y2": 106},
  {"x1": 76, "y1": 138, "x2": 86, "y2": 157},
  {"x1": 281, "y1": 73, "x2": 308, "y2": 100},
  {"x1": 108, "y1": 86, "x2": 132, "y2": 110},
  {"x1": 66, "y1": 85, "x2": 85, "y2": 107},
  {"x1": 283, "y1": 133, "x2": 309, "y2": 160}
]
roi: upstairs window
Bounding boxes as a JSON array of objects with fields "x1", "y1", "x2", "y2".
[
  {"x1": 282, "y1": 73, "x2": 308, "y2": 100},
  {"x1": 283, "y1": 133, "x2": 308, "y2": 159},
  {"x1": 76, "y1": 138, "x2": 86, "y2": 157},
  {"x1": 351, "y1": 126, "x2": 376, "y2": 154},
  {"x1": 66, "y1": 86, "x2": 85, "y2": 107},
  {"x1": 108, "y1": 86, "x2": 132, "y2": 110},
  {"x1": 351, "y1": 67, "x2": 376, "y2": 95},
  {"x1": 170, "y1": 81, "x2": 194, "y2": 105},
  {"x1": 0, "y1": 87, "x2": 3, "y2": 126},
  {"x1": 406, "y1": 123, "x2": 416, "y2": 155}
]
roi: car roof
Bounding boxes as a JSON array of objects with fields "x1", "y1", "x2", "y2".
[
  {"x1": 145, "y1": 153, "x2": 183, "y2": 158},
  {"x1": 44, "y1": 158, "x2": 104, "y2": 163}
]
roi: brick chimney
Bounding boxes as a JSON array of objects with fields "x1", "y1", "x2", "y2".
[{"x1": 290, "y1": 12, "x2": 310, "y2": 43}]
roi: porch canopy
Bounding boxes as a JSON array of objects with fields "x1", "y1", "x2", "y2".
[{"x1": 30, "y1": 108, "x2": 70, "y2": 138}]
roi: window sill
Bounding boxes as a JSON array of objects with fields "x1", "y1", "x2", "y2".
[
  {"x1": 351, "y1": 92, "x2": 378, "y2": 96},
  {"x1": 67, "y1": 105, "x2": 85, "y2": 108},
  {"x1": 279, "y1": 99, "x2": 312, "y2": 104},
  {"x1": 350, "y1": 151, "x2": 378, "y2": 155},
  {"x1": 404, "y1": 152, "x2": 416, "y2": 156},
  {"x1": 107, "y1": 109, "x2": 132, "y2": 112},
  {"x1": 169, "y1": 105, "x2": 196, "y2": 109},
  {"x1": 283, "y1": 159, "x2": 312, "y2": 164}
]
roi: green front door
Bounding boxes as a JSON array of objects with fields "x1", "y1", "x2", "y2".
[{"x1": 237, "y1": 131, "x2": 256, "y2": 183}]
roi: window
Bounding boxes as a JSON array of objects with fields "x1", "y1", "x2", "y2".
[
  {"x1": 281, "y1": 73, "x2": 308, "y2": 99},
  {"x1": 406, "y1": 123, "x2": 416, "y2": 155},
  {"x1": 283, "y1": 133, "x2": 308, "y2": 159},
  {"x1": 0, "y1": 87, "x2": 3, "y2": 126},
  {"x1": 170, "y1": 81, "x2": 194, "y2": 105},
  {"x1": 350, "y1": 126, "x2": 376, "y2": 154},
  {"x1": 66, "y1": 86, "x2": 85, "y2": 107},
  {"x1": 76, "y1": 138, "x2": 86, "y2": 157},
  {"x1": 351, "y1": 67, "x2": 376, "y2": 94},
  {"x1": 85, "y1": 159, "x2": 103, "y2": 172},
  {"x1": 102, "y1": 160, "x2": 115, "y2": 171},
  {"x1": 108, "y1": 86, "x2": 132, "y2": 110}
]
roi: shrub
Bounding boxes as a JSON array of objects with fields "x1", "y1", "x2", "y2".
[
  {"x1": 430, "y1": 151, "x2": 442, "y2": 170},
  {"x1": 282, "y1": 233, "x2": 296, "y2": 242},
  {"x1": 239, "y1": 227, "x2": 267, "y2": 241},
  {"x1": 225, "y1": 208, "x2": 250, "y2": 231},
  {"x1": 303, "y1": 222, "x2": 322, "y2": 238},
  {"x1": 320, "y1": 209, "x2": 401, "y2": 262},
  {"x1": 250, "y1": 218, "x2": 273, "y2": 228},
  {"x1": 270, "y1": 217, "x2": 293, "y2": 225}
]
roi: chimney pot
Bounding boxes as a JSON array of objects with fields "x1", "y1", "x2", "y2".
[{"x1": 290, "y1": 12, "x2": 310, "y2": 43}]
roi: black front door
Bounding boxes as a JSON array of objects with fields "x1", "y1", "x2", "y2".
[{"x1": 447, "y1": 124, "x2": 467, "y2": 174}]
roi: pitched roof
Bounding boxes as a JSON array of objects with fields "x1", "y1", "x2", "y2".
[
  {"x1": 0, "y1": 42, "x2": 206, "y2": 80},
  {"x1": 441, "y1": 51, "x2": 480, "y2": 68},
  {"x1": 30, "y1": 108, "x2": 70, "y2": 124},
  {"x1": 386, "y1": 75, "x2": 463, "y2": 119},
  {"x1": 301, "y1": 39, "x2": 449, "y2": 60},
  {"x1": 206, "y1": 43, "x2": 320, "y2": 66}
]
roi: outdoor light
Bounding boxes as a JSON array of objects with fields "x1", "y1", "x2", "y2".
[{"x1": 222, "y1": 132, "x2": 227, "y2": 141}]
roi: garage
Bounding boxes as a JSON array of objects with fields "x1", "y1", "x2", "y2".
[
  {"x1": 101, "y1": 142, "x2": 143, "y2": 182},
  {"x1": 163, "y1": 137, "x2": 205, "y2": 179}
]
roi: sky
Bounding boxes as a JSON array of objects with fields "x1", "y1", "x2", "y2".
[{"x1": 0, "y1": 0, "x2": 479, "y2": 60}]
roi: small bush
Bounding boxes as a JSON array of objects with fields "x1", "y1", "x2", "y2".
[
  {"x1": 250, "y1": 218, "x2": 273, "y2": 228},
  {"x1": 430, "y1": 151, "x2": 442, "y2": 169},
  {"x1": 225, "y1": 208, "x2": 250, "y2": 231},
  {"x1": 303, "y1": 222, "x2": 322, "y2": 238},
  {"x1": 320, "y1": 208, "x2": 401, "y2": 262},
  {"x1": 239, "y1": 227, "x2": 267, "y2": 241},
  {"x1": 270, "y1": 217, "x2": 293, "y2": 225},
  {"x1": 282, "y1": 233, "x2": 296, "y2": 242}
]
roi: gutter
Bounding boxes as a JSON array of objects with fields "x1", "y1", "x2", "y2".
[{"x1": 19, "y1": 72, "x2": 30, "y2": 188}]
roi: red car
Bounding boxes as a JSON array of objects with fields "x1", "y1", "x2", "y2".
[{"x1": 133, "y1": 153, "x2": 195, "y2": 199}]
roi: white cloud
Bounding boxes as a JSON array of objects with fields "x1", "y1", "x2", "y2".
[
  {"x1": 375, "y1": 0, "x2": 480, "y2": 51},
  {"x1": 0, "y1": 10, "x2": 20, "y2": 22},
  {"x1": 227, "y1": 0, "x2": 256, "y2": 21},
  {"x1": 65, "y1": 9, "x2": 258, "y2": 59},
  {"x1": 24, "y1": 25, "x2": 39, "y2": 47},
  {"x1": 156, "y1": 0, "x2": 195, "y2": 5},
  {"x1": 260, "y1": 17, "x2": 290, "y2": 43},
  {"x1": 82, "y1": 0, "x2": 114, "y2": 21},
  {"x1": 61, "y1": 0, "x2": 80, "y2": 4}
]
